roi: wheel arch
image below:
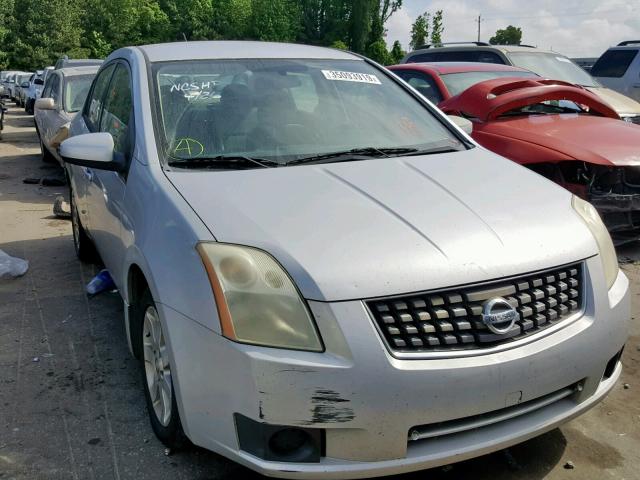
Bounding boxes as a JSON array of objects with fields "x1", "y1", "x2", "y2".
[{"x1": 127, "y1": 262, "x2": 150, "y2": 359}]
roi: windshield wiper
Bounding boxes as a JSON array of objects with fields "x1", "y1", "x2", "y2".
[
  {"x1": 286, "y1": 145, "x2": 461, "y2": 166},
  {"x1": 168, "y1": 155, "x2": 280, "y2": 170}
]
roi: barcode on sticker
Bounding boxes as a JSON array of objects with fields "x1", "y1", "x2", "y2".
[{"x1": 321, "y1": 70, "x2": 381, "y2": 84}]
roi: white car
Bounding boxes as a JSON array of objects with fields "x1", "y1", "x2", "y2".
[
  {"x1": 60, "y1": 41, "x2": 628, "y2": 479},
  {"x1": 34, "y1": 66, "x2": 98, "y2": 164},
  {"x1": 592, "y1": 41, "x2": 640, "y2": 104}
]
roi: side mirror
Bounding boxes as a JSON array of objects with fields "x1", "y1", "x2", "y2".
[
  {"x1": 60, "y1": 132, "x2": 124, "y2": 171},
  {"x1": 34, "y1": 79, "x2": 44, "y2": 85},
  {"x1": 447, "y1": 115, "x2": 473, "y2": 135},
  {"x1": 35, "y1": 97, "x2": 55, "y2": 110},
  {"x1": 21, "y1": 82, "x2": 30, "y2": 88}
]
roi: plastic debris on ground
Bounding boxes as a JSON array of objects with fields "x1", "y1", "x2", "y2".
[
  {"x1": 0, "y1": 249, "x2": 29, "y2": 279},
  {"x1": 86, "y1": 269, "x2": 116, "y2": 296},
  {"x1": 53, "y1": 196, "x2": 71, "y2": 219}
]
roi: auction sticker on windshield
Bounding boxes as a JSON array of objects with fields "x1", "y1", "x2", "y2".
[{"x1": 321, "y1": 70, "x2": 381, "y2": 84}]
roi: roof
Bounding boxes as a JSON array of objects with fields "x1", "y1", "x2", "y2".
[
  {"x1": 56, "y1": 65, "x2": 100, "y2": 77},
  {"x1": 136, "y1": 41, "x2": 358, "y2": 62},
  {"x1": 388, "y1": 62, "x2": 531, "y2": 75},
  {"x1": 407, "y1": 44, "x2": 559, "y2": 56}
]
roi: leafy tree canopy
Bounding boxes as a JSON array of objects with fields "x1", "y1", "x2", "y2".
[{"x1": 489, "y1": 25, "x2": 522, "y2": 45}]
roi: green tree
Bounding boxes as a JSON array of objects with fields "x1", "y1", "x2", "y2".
[
  {"x1": 389, "y1": 39, "x2": 404, "y2": 64},
  {"x1": 213, "y1": 0, "x2": 252, "y2": 39},
  {"x1": 366, "y1": 38, "x2": 390, "y2": 64},
  {"x1": 0, "y1": 0, "x2": 14, "y2": 68},
  {"x1": 160, "y1": 0, "x2": 215, "y2": 40},
  {"x1": 8, "y1": 0, "x2": 87, "y2": 69},
  {"x1": 299, "y1": 0, "x2": 350, "y2": 46},
  {"x1": 330, "y1": 39, "x2": 348, "y2": 50},
  {"x1": 247, "y1": 0, "x2": 301, "y2": 41},
  {"x1": 409, "y1": 12, "x2": 429, "y2": 50},
  {"x1": 430, "y1": 9, "x2": 443, "y2": 45},
  {"x1": 348, "y1": 0, "x2": 372, "y2": 53},
  {"x1": 489, "y1": 25, "x2": 522, "y2": 45},
  {"x1": 81, "y1": 0, "x2": 171, "y2": 57}
]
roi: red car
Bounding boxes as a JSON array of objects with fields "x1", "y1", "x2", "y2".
[
  {"x1": 388, "y1": 62, "x2": 640, "y2": 242},
  {"x1": 388, "y1": 62, "x2": 538, "y2": 103}
]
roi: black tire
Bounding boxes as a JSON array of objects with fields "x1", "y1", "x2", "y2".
[
  {"x1": 40, "y1": 138, "x2": 56, "y2": 163},
  {"x1": 136, "y1": 288, "x2": 188, "y2": 449},
  {"x1": 70, "y1": 187, "x2": 98, "y2": 263}
]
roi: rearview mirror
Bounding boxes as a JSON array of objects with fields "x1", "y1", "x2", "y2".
[
  {"x1": 447, "y1": 115, "x2": 473, "y2": 135},
  {"x1": 60, "y1": 132, "x2": 124, "y2": 171},
  {"x1": 34, "y1": 78, "x2": 44, "y2": 85},
  {"x1": 35, "y1": 98, "x2": 55, "y2": 110}
]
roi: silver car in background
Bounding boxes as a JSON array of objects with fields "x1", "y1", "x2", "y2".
[
  {"x1": 60, "y1": 41, "x2": 628, "y2": 479},
  {"x1": 14, "y1": 73, "x2": 33, "y2": 107},
  {"x1": 34, "y1": 66, "x2": 98, "y2": 164}
]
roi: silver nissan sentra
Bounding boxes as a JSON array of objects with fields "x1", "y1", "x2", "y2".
[{"x1": 60, "y1": 41, "x2": 629, "y2": 479}]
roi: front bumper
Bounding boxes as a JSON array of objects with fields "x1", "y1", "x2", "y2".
[
  {"x1": 591, "y1": 191, "x2": 640, "y2": 242},
  {"x1": 159, "y1": 256, "x2": 629, "y2": 479}
]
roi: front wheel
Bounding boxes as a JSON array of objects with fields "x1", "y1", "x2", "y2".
[{"x1": 137, "y1": 289, "x2": 187, "y2": 449}]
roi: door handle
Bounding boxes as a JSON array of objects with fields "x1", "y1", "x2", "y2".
[{"x1": 84, "y1": 168, "x2": 93, "y2": 181}]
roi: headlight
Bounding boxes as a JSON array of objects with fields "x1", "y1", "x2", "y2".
[
  {"x1": 197, "y1": 242, "x2": 323, "y2": 351},
  {"x1": 572, "y1": 196, "x2": 619, "y2": 289}
]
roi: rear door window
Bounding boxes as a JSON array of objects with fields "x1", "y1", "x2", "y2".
[
  {"x1": 591, "y1": 50, "x2": 639, "y2": 77},
  {"x1": 393, "y1": 70, "x2": 443, "y2": 104}
]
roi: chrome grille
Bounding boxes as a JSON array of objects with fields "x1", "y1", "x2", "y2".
[{"x1": 367, "y1": 263, "x2": 583, "y2": 353}]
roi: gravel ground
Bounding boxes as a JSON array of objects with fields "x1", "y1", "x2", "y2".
[{"x1": 0, "y1": 105, "x2": 639, "y2": 480}]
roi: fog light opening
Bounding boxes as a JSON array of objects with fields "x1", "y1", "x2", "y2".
[{"x1": 268, "y1": 428, "x2": 314, "y2": 460}]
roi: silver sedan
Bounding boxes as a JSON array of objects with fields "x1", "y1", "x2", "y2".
[
  {"x1": 34, "y1": 66, "x2": 98, "y2": 165},
  {"x1": 59, "y1": 41, "x2": 628, "y2": 479}
]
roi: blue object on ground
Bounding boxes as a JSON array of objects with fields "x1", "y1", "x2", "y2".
[{"x1": 86, "y1": 269, "x2": 116, "y2": 295}]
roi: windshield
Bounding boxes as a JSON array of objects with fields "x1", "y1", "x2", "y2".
[
  {"x1": 507, "y1": 52, "x2": 599, "y2": 87},
  {"x1": 64, "y1": 75, "x2": 94, "y2": 113},
  {"x1": 440, "y1": 70, "x2": 538, "y2": 96},
  {"x1": 153, "y1": 59, "x2": 463, "y2": 167}
]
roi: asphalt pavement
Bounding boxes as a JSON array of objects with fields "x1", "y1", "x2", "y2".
[{"x1": 0, "y1": 105, "x2": 638, "y2": 480}]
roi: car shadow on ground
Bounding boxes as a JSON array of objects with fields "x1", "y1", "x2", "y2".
[{"x1": 0, "y1": 234, "x2": 569, "y2": 480}]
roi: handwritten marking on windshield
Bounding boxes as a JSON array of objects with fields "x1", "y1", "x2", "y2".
[
  {"x1": 170, "y1": 81, "x2": 214, "y2": 92},
  {"x1": 174, "y1": 138, "x2": 204, "y2": 157}
]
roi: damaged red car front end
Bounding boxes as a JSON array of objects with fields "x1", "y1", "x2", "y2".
[{"x1": 439, "y1": 78, "x2": 640, "y2": 242}]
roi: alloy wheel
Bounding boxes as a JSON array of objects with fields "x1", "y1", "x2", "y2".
[{"x1": 142, "y1": 305, "x2": 172, "y2": 427}]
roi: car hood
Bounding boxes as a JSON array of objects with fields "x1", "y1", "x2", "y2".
[
  {"x1": 587, "y1": 86, "x2": 640, "y2": 116},
  {"x1": 167, "y1": 150, "x2": 596, "y2": 302},
  {"x1": 477, "y1": 115, "x2": 640, "y2": 166}
]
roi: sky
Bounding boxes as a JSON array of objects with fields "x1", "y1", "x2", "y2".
[{"x1": 385, "y1": 0, "x2": 640, "y2": 58}]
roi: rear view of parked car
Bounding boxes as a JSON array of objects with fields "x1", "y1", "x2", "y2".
[
  {"x1": 592, "y1": 41, "x2": 640, "y2": 104},
  {"x1": 34, "y1": 66, "x2": 98, "y2": 165},
  {"x1": 24, "y1": 70, "x2": 45, "y2": 114},
  {"x1": 402, "y1": 43, "x2": 640, "y2": 123},
  {"x1": 59, "y1": 41, "x2": 628, "y2": 479},
  {"x1": 14, "y1": 73, "x2": 33, "y2": 107}
]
